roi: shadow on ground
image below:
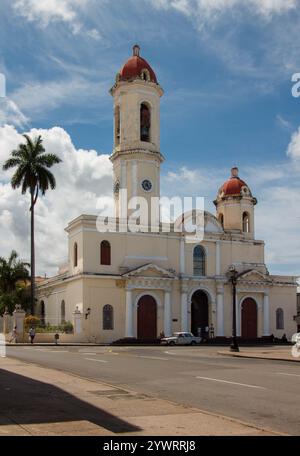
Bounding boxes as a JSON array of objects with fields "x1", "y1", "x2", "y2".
[{"x1": 0, "y1": 368, "x2": 140, "y2": 433}]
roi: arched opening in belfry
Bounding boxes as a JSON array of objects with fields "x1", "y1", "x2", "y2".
[
  {"x1": 114, "y1": 105, "x2": 120, "y2": 146},
  {"x1": 140, "y1": 103, "x2": 151, "y2": 142}
]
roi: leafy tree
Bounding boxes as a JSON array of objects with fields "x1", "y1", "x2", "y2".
[
  {"x1": 0, "y1": 250, "x2": 30, "y2": 315},
  {"x1": 3, "y1": 135, "x2": 62, "y2": 313}
]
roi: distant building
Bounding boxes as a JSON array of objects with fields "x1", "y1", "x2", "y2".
[{"x1": 36, "y1": 46, "x2": 297, "y2": 343}]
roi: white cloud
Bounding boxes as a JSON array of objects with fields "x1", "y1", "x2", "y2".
[
  {"x1": 150, "y1": 0, "x2": 297, "y2": 22},
  {"x1": 10, "y1": 78, "x2": 107, "y2": 121},
  {"x1": 287, "y1": 126, "x2": 300, "y2": 160},
  {"x1": 0, "y1": 125, "x2": 113, "y2": 275},
  {"x1": 276, "y1": 114, "x2": 293, "y2": 131},
  {"x1": 14, "y1": 0, "x2": 81, "y2": 25},
  {"x1": 86, "y1": 28, "x2": 102, "y2": 41},
  {"x1": 0, "y1": 98, "x2": 29, "y2": 128},
  {"x1": 13, "y1": 0, "x2": 97, "y2": 35}
]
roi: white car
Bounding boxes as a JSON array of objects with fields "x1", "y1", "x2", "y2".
[{"x1": 161, "y1": 332, "x2": 201, "y2": 346}]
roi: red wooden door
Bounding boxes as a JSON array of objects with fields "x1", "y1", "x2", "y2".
[
  {"x1": 241, "y1": 298, "x2": 257, "y2": 339},
  {"x1": 137, "y1": 295, "x2": 157, "y2": 339}
]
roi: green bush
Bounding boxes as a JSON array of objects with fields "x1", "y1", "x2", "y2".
[
  {"x1": 35, "y1": 321, "x2": 73, "y2": 334},
  {"x1": 25, "y1": 315, "x2": 40, "y2": 328}
]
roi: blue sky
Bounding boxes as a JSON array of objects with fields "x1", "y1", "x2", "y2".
[{"x1": 0, "y1": 0, "x2": 300, "y2": 276}]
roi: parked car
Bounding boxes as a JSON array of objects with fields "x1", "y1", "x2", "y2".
[{"x1": 161, "y1": 332, "x2": 201, "y2": 346}]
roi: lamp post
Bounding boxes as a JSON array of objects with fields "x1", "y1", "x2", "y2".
[{"x1": 228, "y1": 266, "x2": 239, "y2": 352}]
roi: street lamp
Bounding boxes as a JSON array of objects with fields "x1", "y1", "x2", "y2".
[{"x1": 227, "y1": 266, "x2": 239, "y2": 352}]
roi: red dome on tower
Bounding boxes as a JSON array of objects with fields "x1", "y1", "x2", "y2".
[
  {"x1": 219, "y1": 167, "x2": 250, "y2": 197},
  {"x1": 118, "y1": 45, "x2": 158, "y2": 84}
]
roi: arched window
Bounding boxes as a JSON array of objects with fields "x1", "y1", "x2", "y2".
[
  {"x1": 40, "y1": 300, "x2": 45, "y2": 325},
  {"x1": 100, "y1": 240, "x2": 111, "y2": 265},
  {"x1": 141, "y1": 69, "x2": 150, "y2": 81},
  {"x1": 74, "y1": 242, "x2": 78, "y2": 267},
  {"x1": 61, "y1": 300, "x2": 66, "y2": 324},
  {"x1": 243, "y1": 212, "x2": 250, "y2": 233},
  {"x1": 276, "y1": 308, "x2": 284, "y2": 330},
  {"x1": 114, "y1": 106, "x2": 120, "y2": 146},
  {"x1": 103, "y1": 304, "x2": 113, "y2": 330},
  {"x1": 140, "y1": 103, "x2": 151, "y2": 142},
  {"x1": 193, "y1": 245, "x2": 206, "y2": 276}
]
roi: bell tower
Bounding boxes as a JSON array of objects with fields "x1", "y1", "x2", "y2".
[
  {"x1": 109, "y1": 45, "x2": 164, "y2": 223},
  {"x1": 214, "y1": 167, "x2": 257, "y2": 238}
]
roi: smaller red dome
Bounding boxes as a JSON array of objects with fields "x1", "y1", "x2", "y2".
[
  {"x1": 220, "y1": 167, "x2": 249, "y2": 196},
  {"x1": 118, "y1": 45, "x2": 158, "y2": 84}
]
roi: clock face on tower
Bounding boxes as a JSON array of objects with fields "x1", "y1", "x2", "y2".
[{"x1": 141, "y1": 179, "x2": 153, "y2": 192}]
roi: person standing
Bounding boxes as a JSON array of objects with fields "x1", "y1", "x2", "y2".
[{"x1": 29, "y1": 327, "x2": 36, "y2": 344}]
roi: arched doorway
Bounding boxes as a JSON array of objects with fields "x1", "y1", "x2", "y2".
[
  {"x1": 191, "y1": 290, "x2": 209, "y2": 337},
  {"x1": 137, "y1": 295, "x2": 157, "y2": 339},
  {"x1": 241, "y1": 298, "x2": 257, "y2": 339}
]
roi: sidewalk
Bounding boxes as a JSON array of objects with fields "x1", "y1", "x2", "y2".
[
  {"x1": 218, "y1": 346, "x2": 300, "y2": 363},
  {"x1": 0, "y1": 357, "x2": 283, "y2": 436}
]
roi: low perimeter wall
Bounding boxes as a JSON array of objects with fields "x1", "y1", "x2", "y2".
[{"x1": 26, "y1": 333, "x2": 90, "y2": 343}]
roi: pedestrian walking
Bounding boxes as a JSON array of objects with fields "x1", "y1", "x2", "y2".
[
  {"x1": 9, "y1": 326, "x2": 17, "y2": 343},
  {"x1": 29, "y1": 327, "x2": 36, "y2": 344}
]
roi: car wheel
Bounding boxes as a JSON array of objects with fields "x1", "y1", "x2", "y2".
[
  {"x1": 169, "y1": 341, "x2": 175, "y2": 346},
  {"x1": 191, "y1": 341, "x2": 197, "y2": 346}
]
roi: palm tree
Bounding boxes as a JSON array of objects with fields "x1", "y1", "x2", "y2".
[{"x1": 3, "y1": 134, "x2": 62, "y2": 313}]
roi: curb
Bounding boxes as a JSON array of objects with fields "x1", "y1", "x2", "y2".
[{"x1": 218, "y1": 351, "x2": 299, "y2": 363}]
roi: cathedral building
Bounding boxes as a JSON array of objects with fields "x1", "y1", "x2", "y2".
[{"x1": 37, "y1": 46, "x2": 297, "y2": 343}]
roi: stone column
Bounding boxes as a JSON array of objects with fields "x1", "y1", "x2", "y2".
[
  {"x1": 73, "y1": 306, "x2": 83, "y2": 334},
  {"x1": 180, "y1": 236, "x2": 185, "y2": 275},
  {"x1": 164, "y1": 290, "x2": 172, "y2": 337},
  {"x1": 236, "y1": 293, "x2": 241, "y2": 337},
  {"x1": 13, "y1": 305, "x2": 25, "y2": 343},
  {"x1": 125, "y1": 289, "x2": 134, "y2": 337},
  {"x1": 181, "y1": 287, "x2": 188, "y2": 332},
  {"x1": 216, "y1": 285, "x2": 224, "y2": 336},
  {"x1": 263, "y1": 292, "x2": 270, "y2": 336},
  {"x1": 216, "y1": 241, "x2": 221, "y2": 275},
  {"x1": 3, "y1": 307, "x2": 11, "y2": 335}
]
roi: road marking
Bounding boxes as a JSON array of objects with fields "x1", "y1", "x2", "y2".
[
  {"x1": 84, "y1": 358, "x2": 108, "y2": 363},
  {"x1": 138, "y1": 355, "x2": 169, "y2": 361},
  {"x1": 196, "y1": 376, "x2": 266, "y2": 389},
  {"x1": 49, "y1": 350, "x2": 69, "y2": 353},
  {"x1": 276, "y1": 372, "x2": 300, "y2": 378},
  {"x1": 81, "y1": 352, "x2": 97, "y2": 355}
]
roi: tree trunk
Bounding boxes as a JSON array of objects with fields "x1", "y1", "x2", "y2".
[{"x1": 30, "y1": 189, "x2": 35, "y2": 315}]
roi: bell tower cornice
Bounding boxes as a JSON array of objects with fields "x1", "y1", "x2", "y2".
[{"x1": 110, "y1": 147, "x2": 165, "y2": 164}]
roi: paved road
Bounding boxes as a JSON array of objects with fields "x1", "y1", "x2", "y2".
[{"x1": 5, "y1": 345, "x2": 300, "y2": 435}]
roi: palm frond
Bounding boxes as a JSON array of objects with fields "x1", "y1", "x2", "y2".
[
  {"x1": 2, "y1": 157, "x2": 22, "y2": 170},
  {"x1": 36, "y1": 153, "x2": 62, "y2": 167}
]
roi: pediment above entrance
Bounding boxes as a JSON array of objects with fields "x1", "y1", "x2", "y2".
[
  {"x1": 122, "y1": 263, "x2": 176, "y2": 279},
  {"x1": 238, "y1": 269, "x2": 272, "y2": 284}
]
